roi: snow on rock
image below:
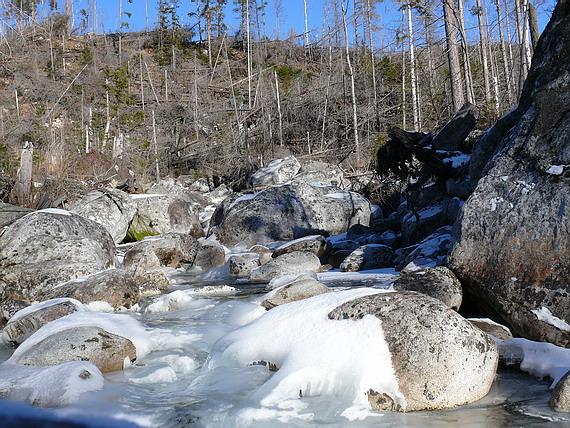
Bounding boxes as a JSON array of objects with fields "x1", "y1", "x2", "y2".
[
  {"x1": 532, "y1": 307, "x2": 570, "y2": 332},
  {"x1": 208, "y1": 288, "x2": 404, "y2": 415}
]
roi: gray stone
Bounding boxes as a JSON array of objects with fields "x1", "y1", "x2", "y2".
[
  {"x1": 261, "y1": 275, "x2": 331, "y2": 309},
  {"x1": 444, "y1": 197, "x2": 464, "y2": 223},
  {"x1": 467, "y1": 318, "x2": 513, "y2": 340},
  {"x1": 13, "y1": 326, "x2": 136, "y2": 373},
  {"x1": 330, "y1": 239, "x2": 360, "y2": 252},
  {"x1": 329, "y1": 292, "x2": 498, "y2": 411},
  {"x1": 392, "y1": 266, "x2": 463, "y2": 310},
  {"x1": 550, "y1": 370, "x2": 570, "y2": 412},
  {"x1": 68, "y1": 188, "x2": 136, "y2": 244},
  {"x1": 272, "y1": 235, "x2": 330, "y2": 258},
  {"x1": 193, "y1": 241, "x2": 227, "y2": 271},
  {"x1": 396, "y1": 226, "x2": 454, "y2": 270},
  {"x1": 0, "y1": 210, "x2": 115, "y2": 304},
  {"x1": 3, "y1": 299, "x2": 86, "y2": 345},
  {"x1": 210, "y1": 182, "x2": 371, "y2": 247},
  {"x1": 329, "y1": 250, "x2": 352, "y2": 269},
  {"x1": 400, "y1": 203, "x2": 449, "y2": 246},
  {"x1": 249, "y1": 156, "x2": 301, "y2": 189},
  {"x1": 249, "y1": 251, "x2": 322, "y2": 282},
  {"x1": 228, "y1": 253, "x2": 260, "y2": 277},
  {"x1": 446, "y1": 176, "x2": 476, "y2": 200},
  {"x1": 0, "y1": 202, "x2": 34, "y2": 228},
  {"x1": 448, "y1": 0, "x2": 570, "y2": 347},
  {"x1": 292, "y1": 161, "x2": 347, "y2": 188},
  {"x1": 249, "y1": 245, "x2": 273, "y2": 264},
  {"x1": 44, "y1": 269, "x2": 140, "y2": 309},
  {"x1": 340, "y1": 244, "x2": 396, "y2": 272}
]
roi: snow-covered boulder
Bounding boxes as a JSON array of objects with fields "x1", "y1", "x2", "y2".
[
  {"x1": 210, "y1": 182, "x2": 371, "y2": 247},
  {"x1": 467, "y1": 318, "x2": 513, "y2": 340},
  {"x1": 291, "y1": 160, "x2": 347, "y2": 188},
  {"x1": 0, "y1": 210, "x2": 115, "y2": 304},
  {"x1": 400, "y1": 203, "x2": 449, "y2": 245},
  {"x1": 3, "y1": 298, "x2": 87, "y2": 346},
  {"x1": 340, "y1": 244, "x2": 396, "y2": 272},
  {"x1": 449, "y1": 1, "x2": 570, "y2": 347},
  {"x1": 249, "y1": 251, "x2": 322, "y2": 282},
  {"x1": 127, "y1": 194, "x2": 204, "y2": 241},
  {"x1": 249, "y1": 156, "x2": 301, "y2": 189},
  {"x1": 392, "y1": 266, "x2": 462, "y2": 310},
  {"x1": 260, "y1": 274, "x2": 330, "y2": 309},
  {"x1": 68, "y1": 188, "x2": 136, "y2": 244},
  {"x1": 396, "y1": 226, "x2": 454, "y2": 271},
  {"x1": 329, "y1": 291, "x2": 498, "y2": 411},
  {"x1": 43, "y1": 269, "x2": 141, "y2": 309},
  {"x1": 228, "y1": 253, "x2": 260, "y2": 277},
  {"x1": 272, "y1": 235, "x2": 330, "y2": 259}
]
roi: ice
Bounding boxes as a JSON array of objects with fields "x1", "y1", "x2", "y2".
[
  {"x1": 36, "y1": 208, "x2": 72, "y2": 216},
  {"x1": 208, "y1": 287, "x2": 405, "y2": 415},
  {"x1": 8, "y1": 311, "x2": 152, "y2": 363},
  {"x1": 145, "y1": 290, "x2": 194, "y2": 313},
  {"x1": 8, "y1": 298, "x2": 88, "y2": 323},
  {"x1": 532, "y1": 307, "x2": 570, "y2": 332}
]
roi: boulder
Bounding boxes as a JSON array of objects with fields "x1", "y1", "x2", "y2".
[
  {"x1": 193, "y1": 241, "x2": 227, "y2": 271},
  {"x1": 392, "y1": 266, "x2": 462, "y2": 310},
  {"x1": 328, "y1": 292, "x2": 498, "y2": 411},
  {"x1": 400, "y1": 203, "x2": 449, "y2": 246},
  {"x1": 211, "y1": 182, "x2": 371, "y2": 247},
  {"x1": 330, "y1": 239, "x2": 360, "y2": 252},
  {"x1": 249, "y1": 156, "x2": 301, "y2": 189},
  {"x1": 127, "y1": 194, "x2": 204, "y2": 241},
  {"x1": 291, "y1": 161, "x2": 347, "y2": 188},
  {"x1": 0, "y1": 210, "x2": 115, "y2": 303},
  {"x1": 340, "y1": 244, "x2": 396, "y2": 272},
  {"x1": 3, "y1": 298, "x2": 87, "y2": 346},
  {"x1": 467, "y1": 318, "x2": 513, "y2": 340},
  {"x1": 396, "y1": 226, "x2": 454, "y2": 271},
  {"x1": 0, "y1": 202, "x2": 34, "y2": 228},
  {"x1": 448, "y1": 1, "x2": 570, "y2": 347},
  {"x1": 68, "y1": 188, "x2": 136, "y2": 244},
  {"x1": 261, "y1": 275, "x2": 331, "y2": 309},
  {"x1": 550, "y1": 370, "x2": 570, "y2": 412},
  {"x1": 249, "y1": 245, "x2": 273, "y2": 265},
  {"x1": 43, "y1": 269, "x2": 140, "y2": 309},
  {"x1": 248, "y1": 251, "x2": 322, "y2": 282},
  {"x1": 272, "y1": 235, "x2": 330, "y2": 258},
  {"x1": 329, "y1": 250, "x2": 352, "y2": 268},
  {"x1": 12, "y1": 326, "x2": 136, "y2": 373},
  {"x1": 228, "y1": 253, "x2": 260, "y2": 277}
]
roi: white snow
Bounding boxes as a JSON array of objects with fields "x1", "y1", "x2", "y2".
[
  {"x1": 546, "y1": 165, "x2": 568, "y2": 175},
  {"x1": 274, "y1": 235, "x2": 323, "y2": 251},
  {"x1": 443, "y1": 153, "x2": 471, "y2": 168},
  {"x1": 532, "y1": 307, "x2": 570, "y2": 332},
  {"x1": 208, "y1": 287, "x2": 405, "y2": 416},
  {"x1": 228, "y1": 192, "x2": 259, "y2": 210},
  {"x1": 317, "y1": 267, "x2": 398, "y2": 283},
  {"x1": 489, "y1": 197, "x2": 504, "y2": 212},
  {"x1": 8, "y1": 312, "x2": 152, "y2": 363},
  {"x1": 324, "y1": 191, "x2": 351, "y2": 199},
  {"x1": 29, "y1": 208, "x2": 72, "y2": 216},
  {"x1": 129, "y1": 193, "x2": 164, "y2": 199},
  {"x1": 7, "y1": 298, "x2": 88, "y2": 323},
  {"x1": 145, "y1": 290, "x2": 194, "y2": 313},
  {"x1": 86, "y1": 301, "x2": 116, "y2": 312}
]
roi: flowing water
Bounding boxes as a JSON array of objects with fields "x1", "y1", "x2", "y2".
[{"x1": 1, "y1": 272, "x2": 568, "y2": 428}]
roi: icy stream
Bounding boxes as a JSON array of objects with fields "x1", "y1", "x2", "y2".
[{"x1": 0, "y1": 270, "x2": 568, "y2": 427}]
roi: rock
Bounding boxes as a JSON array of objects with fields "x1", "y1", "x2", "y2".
[
  {"x1": 43, "y1": 269, "x2": 140, "y2": 309},
  {"x1": 467, "y1": 318, "x2": 513, "y2": 340},
  {"x1": 446, "y1": 176, "x2": 476, "y2": 200},
  {"x1": 291, "y1": 161, "x2": 347, "y2": 188},
  {"x1": 329, "y1": 250, "x2": 352, "y2": 268},
  {"x1": 68, "y1": 188, "x2": 136, "y2": 244},
  {"x1": 248, "y1": 251, "x2": 322, "y2": 282},
  {"x1": 550, "y1": 370, "x2": 570, "y2": 412},
  {"x1": 0, "y1": 210, "x2": 115, "y2": 303},
  {"x1": 228, "y1": 253, "x2": 260, "y2": 277},
  {"x1": 272, "y1": 235, "x2": 330, "y2": 258},
  {"x1": 3, "y1": 299, "x2": 87, "y2": 345},
  {"x1": 0, "y1": 300, "x2": 29, "y2": 324},
  {"x1": 400, "y1": 203, "x2": 449, "y2": 246},
  {"x1": 448, "y1": 0, "x2": 570, "y2": 347},
  {"x1": 412, "y1": 184, "x2": 447, "y2": 209},
  {"x1": 328, "y1": 292, "x2": 498, "y2": 411},
  {"x1": 431, "y1": 102, "x2": 478, "y2": 151},
  {"x1": 340, "y1": 244, "x2": 396, "y2": 272},
  {"x1": 444, "y1": 197, "x2": 464, "y2": 223},
  {"x1": 363, "y1": 230, "x2": 399, "y2": 247},
  {"x1": 0, "y1": 202, "x2": 34, "y2": 228},
  {"x1": 249, "y1": 156, "x2": 301, "y2": 189},
  {"x1": 330, "y1": 239, "x2": 360, "y2": 252},
  {"x1": 396, "y1": 226, "x2": 454, "y2": 270},
  {"x1": 193, "y1": 241, "x2": 227, "y2": 271},
  {"x1": 127, "y1": 194, "x2": 204, "y2": 241},
  {"x1": 249, "y1": 245, "x2": 273, "y2": 264},
  {"x1": 211, "y1": 182, "x2": 371, "y2": 247},
  {"x1": 261, "y1": 275, "x2": 331, "y2": 309},
  {"x1": 12, "y1": 326, "x2": 136, "y2": 373},
  {"x1": 392, "y1": 266, "x2": 463, "y2": 310}
]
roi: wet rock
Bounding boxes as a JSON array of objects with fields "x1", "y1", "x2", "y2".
[
  {"x1": 340, "y1": 244, "x2": 396, "y2": 272},
  {"x1": 68, "y1": 188, "x2": 136, "y2": 244},
  {"x1": 12, "y1": 326, "x2": 136, "y2": 373},
  {"x1": 0, "y1": 210, "x2": 115, "y2": 304},
  {"x1": 3, "y1": 299, "x2": 87, "y2": 346},
  {"x1": 392, "y1": 266, "x2": 462, "y2": 310},
  {"x1": 249, "y1": 251, "x2": 322, "y2": 282},
  {"x1": 261, "y1": 275, "x2": 331, "y2": 309},
  {"x1": 329, "y1": 292, "x2": 498, "y2": 411},
  {"x1": 249, "y1": 156, "x2": 301, "y2": 189}
]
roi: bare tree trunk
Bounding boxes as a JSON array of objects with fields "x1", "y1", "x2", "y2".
[
  {"x1": 443, "y1": 0, "x2": 465, "y2": 113},
  {"x1": 342, "y1": 5, "x2": 359, "y2": 164},
  {"x1": 495, "y1": 0, "x2": 514, "y2": 105},
  {"x1": 274, "y1": 71, "x2": 284, "y2": 147},
  {"x1": 476, "y1": 0, "x2": 492, "y2": 107},
  {"x1": 12, "y1": 141, "x2": 33, "y2": 206},
  {"x1": 401, "y1": 9, "x2": 407, "y2": 129},
  {"x1": 457, "y1": 0, "x2": 475, "y2": 104},
  {"x1": 304, "y1": 0, "x2": 309, "y2": 48},
  {"x1": 366, "y1": 0, "x2": 379, "y2": 128},
  {"x1": 528, "y1": 1, "x2": 539, "y2": 51},
  {"x1": 152, "y1": 110, "x2": 160, "y2": 181},
  {"x1": 118, "y1": 0, "x2": 123, "y2": 64},
  {"x1": 407, "y1": 4, "x2": 419, "y2": 131},
  {"x1": 206, "y1": 4, "x2": 213, "y2": 67},
  {"x1": 246, "y1": 0, "x2": 252, "y2": 109},
  {"x1": 275, "y1": 0, "x2": 282, "y2": 40}
]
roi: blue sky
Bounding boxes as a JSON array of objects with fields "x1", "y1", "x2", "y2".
[{"x1": 63, "y1": 0, "x2": 556, "y2": 45}]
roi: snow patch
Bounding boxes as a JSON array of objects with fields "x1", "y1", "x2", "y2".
[
  {"x1": 546, "y1": 165, "x2": 568, "y2": 175},
  {"x1": 532, "y1": 307, "x2": 570, "y2": 332},
  {"x1": 8, "y1": 298, "x2": 88, "y2": 323}
]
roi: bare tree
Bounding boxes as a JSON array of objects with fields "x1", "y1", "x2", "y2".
[{"x1": 443, "y1": 0, "x2": 465, "y2": 112}]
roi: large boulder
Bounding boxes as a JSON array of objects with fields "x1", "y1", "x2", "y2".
[
  {"x1": 68, "y1": 188, "x2": 136, "y2": 244},
  {"x1": 248, "y1": 251, "x2": 322, "y2": 282},
  {"x1": 339, "y1": 244, "x2": 396, "y2": 272},
  {"x1": 210, "y1": 182, "x2": 371, "y2": 247},
  {"x1": 249, "y1": 156, "x2": 301, "y2": 189},
  {"x1": 448, "y1": 2, "x2": 570, "y2": 347},
  {"x1": 0, "y1": 210, "x2": 115, "y2": 303},
  {"x1": 291, "y1": 161, "x2": 348, "y2": 188},
  {"x1": 329, "y1": 292, "x2": 498, "y2": 411},
  {"x1": 260, "y1": 274, "x2": 331, "y2": 309},
  {"x1": 550, "y1": 370, "x2": 570, "y2": 412}
]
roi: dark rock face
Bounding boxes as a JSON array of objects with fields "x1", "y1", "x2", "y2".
[
  {"x1": 0, "y1": 210, "x2": 115, "y2": 304},
  {"x1": 328, "y1": 292, "x2": 498, "y2": 411},
  {"x1": 449, "y1": 1, "x2": 570, "y2": 347}
]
